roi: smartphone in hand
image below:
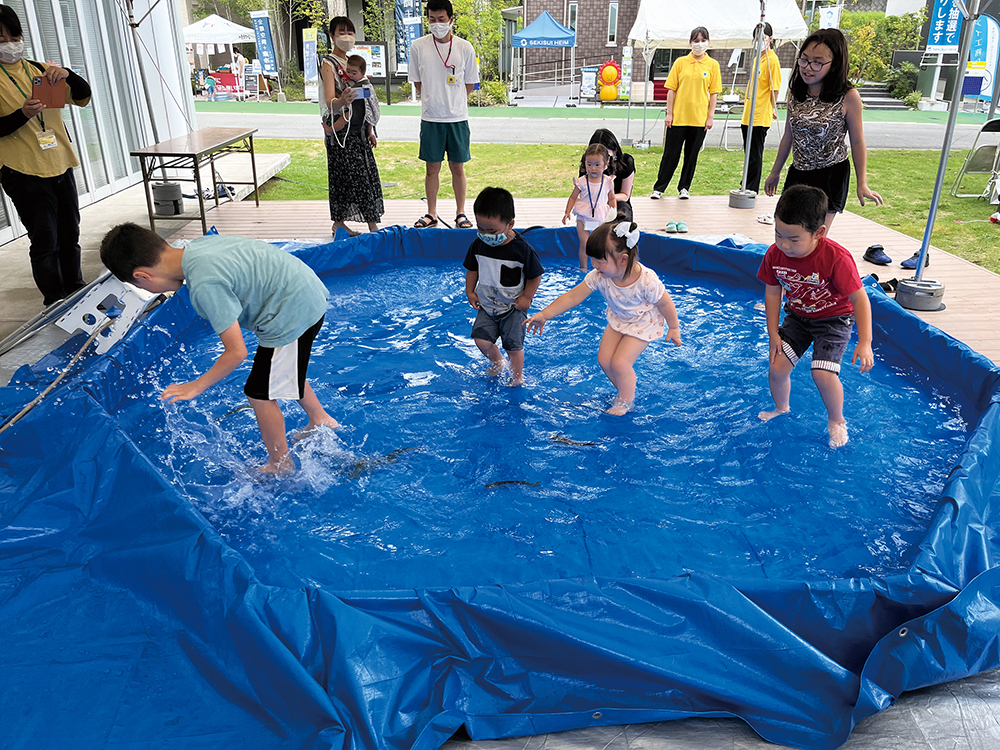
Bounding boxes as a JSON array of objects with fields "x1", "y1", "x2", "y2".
[{"x1": 31, "y1": 76, "x2": 67, "y2": 108}]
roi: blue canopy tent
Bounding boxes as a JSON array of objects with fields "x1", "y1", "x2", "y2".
[{"x1": 511, "y1": 11, "x2": 577, "y2": 104}]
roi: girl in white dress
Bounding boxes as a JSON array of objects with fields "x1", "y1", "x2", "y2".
[
  {"x1": 525, "y1": 221, "x2": 682, "y2": 415},
  {"x1": 563, "y1": 143, "x2": 616, "y2": 270}
]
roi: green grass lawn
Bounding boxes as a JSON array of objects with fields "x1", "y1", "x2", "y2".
[{"x1": 254, "y1": 139, "x2": 1000, "y2": 275}]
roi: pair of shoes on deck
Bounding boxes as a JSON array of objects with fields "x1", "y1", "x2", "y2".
[
  {"x1": 413, "y1": 213, "x2": 474, "y2": 229},
  {"x1": 664, "y1": 221, "x2": 688, "y2": 234}
]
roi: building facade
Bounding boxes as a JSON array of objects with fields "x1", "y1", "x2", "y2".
[{"x1": 1, "y1": 0, "x2": 195, "y2": 246}]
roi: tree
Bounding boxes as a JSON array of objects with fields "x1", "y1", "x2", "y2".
[
  {"x1": 452, "y1": 0, "x2": 505, "y2": 81},
  {"x1": 840, "y1": 10, "x2": 926, "y2": 83}
]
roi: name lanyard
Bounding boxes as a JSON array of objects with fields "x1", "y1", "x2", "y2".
[
  {"x1": 435, "y1": 37, "x2": 455, "y2": 74},
  {"x1": 3, "y1": 61, "x2": 46, "y2": 131},
  {"x1": 586, "y1": 177, "x2": 601, "y2": 217}
]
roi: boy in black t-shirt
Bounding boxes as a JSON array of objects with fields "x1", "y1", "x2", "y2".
[{"x1": 462, "y1": 187, "x2": 544, "y2": 386}]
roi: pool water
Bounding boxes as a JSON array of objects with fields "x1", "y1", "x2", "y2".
[{"x1": 113, "y1": 258, "x2": 968, "y2": 593}]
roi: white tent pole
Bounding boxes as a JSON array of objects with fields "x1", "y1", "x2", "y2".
[
  {"x1": 740, "y1": 1, "x2": 767, "y2": 192},
  {"x1": 641, "y1": 33, "x2": 649, "y2": 142}
]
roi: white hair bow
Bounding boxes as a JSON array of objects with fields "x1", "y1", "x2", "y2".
[{"x1": 613, "y1": 222, "x2": 640, "y2": 249}]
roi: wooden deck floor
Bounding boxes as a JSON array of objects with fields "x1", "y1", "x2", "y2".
[{"x1": 168, "y1": 195, "x2": 1000, "y2": 366}]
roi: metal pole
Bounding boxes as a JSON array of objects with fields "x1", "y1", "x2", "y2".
[
  {"x1": 740, "y1": 15, "x2": 766, "y2": 191},
  {"x1": 914, "y1": 0, "x2": 981, "y2": 282},
  {"x1": 640, "y1": 29, "x2": 649, "y2": 141}
]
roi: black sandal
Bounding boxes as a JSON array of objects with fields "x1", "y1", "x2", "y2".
[
  {"x1": 454, "y1": 213, "x2": 473, "y2": 229},
  {"x1": 414, "y1": 213, "x2": 438, "y2": 229}
]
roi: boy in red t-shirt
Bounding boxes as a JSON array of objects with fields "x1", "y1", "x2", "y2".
[{"x1": 756, "y1": 184, "x2": 874, "y2": 448}]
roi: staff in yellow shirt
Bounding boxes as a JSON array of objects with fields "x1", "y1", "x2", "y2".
[
  {"x1": 651, "y1": 27, "x2": 722, "y2": 200},
  {"x1": 741, "y1": 23, "x2": 782, "y2": 194}
]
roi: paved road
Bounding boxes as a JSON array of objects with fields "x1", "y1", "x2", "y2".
[{"x1": 199, "y1": 110, "x2": 983, "y2": 151}]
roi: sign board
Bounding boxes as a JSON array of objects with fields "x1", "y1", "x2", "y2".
[
  {"x1": 927, "y1": 0, "x2": 964, "y2": 53},
  {"x1": 250, "y1": 11, "x2": 278, "y2": 75},
  {"x1": 581, "y1": 66, "x2": 598, "y2": 99},
  {"x1": 819, "y1": 6, "x2": 842, "y2": 29},
  {"x1": 353, "y1": 43, "x2": 388, "y2": 78},
  {"x1": 620, "y1": 45, "x2": 633, "y2": 99},
  {"x1": 303, "y1": 27, "x2": 319, "y2": 102},
  {"x1": 245, "y1": 71, "x2": 259, "y2": 99}
]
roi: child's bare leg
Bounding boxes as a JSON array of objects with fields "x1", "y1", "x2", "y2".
[
  {"x1": 475, "y1": 338, "x2": 505, "y2": 376},
  {"x1": 367, "y1": 222, "x2": 378, "y2": 232},
  {"x1": 812, "y1": 368, "x2": 848, "y2": 448},
  {"x1": 507, "y1": 348, "x2": 524, "y2": 386},
  {"x1": 597, "y1": 326, "x2": 625, "y2": 391},
  {"x1": 759, "y1": 353, "x2": 794, "y2": 421},
  {"x1": 249, "y1": 396, "x2": 294, "y2": 474},
  {"x1": 298, "y1": 381, "x2": 339, "y2": 431},
  {"x1": 575, "y1": 220, "x2": 589, "y2": 270},
  {"x1": 598, "y1": 328, "x2": 649, "y2": 415}
]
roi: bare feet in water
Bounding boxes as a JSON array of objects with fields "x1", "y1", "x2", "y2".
[
  {"x1": 606, "y1": 398, "x2": 633, "y2": 416},
  {"x1": 487, "y1": 359, "x2": 505, "y2": 377},
  {"x1": 508, "y1": 374, "x2": 524, "y2": 387},
  {"x1": 258, "y1": 454, "x2": 295, "y2": 476},
  {"x1": 758, "y1": 407, "x2": 790, "y2": 422},
  {"x1": 828, "y1": 421, "x2": 848, "y2": 449}
]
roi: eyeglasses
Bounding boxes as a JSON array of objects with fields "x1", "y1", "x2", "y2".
[{"x1": 797, "y1": 56, "x2": 832, "y2": 72}]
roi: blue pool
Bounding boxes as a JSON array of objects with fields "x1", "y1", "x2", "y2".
[{"x1": 2, "y1": 226, "x2": 1000, "y2": 750}]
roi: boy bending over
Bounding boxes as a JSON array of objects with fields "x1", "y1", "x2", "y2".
[
  {"x1": 463, "y1": 187, "x2": 544, "y2": 385},
  {"x1": 100, "y1": 223, "x2": 338, "y2": 473},
  {"x1": 757, "y1": 185, "x2": 873, "y2": 448}
]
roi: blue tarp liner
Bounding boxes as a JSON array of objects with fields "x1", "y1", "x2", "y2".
[{"x1": 2, "y1": 226, "x2": 1000, "y2": 750}]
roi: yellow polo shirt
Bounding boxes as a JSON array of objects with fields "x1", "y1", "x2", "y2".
[
  {"x1": 0, "y1": 59, "x2": 89, "y2": 178},
  {"x1": 665, "y1": 53, "x2": 722, "y2": 127},
  {"x1": 742, "y1": 49, "x2": 782, "y2": 127}
]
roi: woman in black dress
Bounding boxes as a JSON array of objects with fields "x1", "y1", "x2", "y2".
[{"x1": 319, "y1": 16, "x2": 384, "y2": 235}]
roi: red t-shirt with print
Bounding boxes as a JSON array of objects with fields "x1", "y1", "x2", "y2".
[{"x1": 756, "y1": 236, "x2": 862, "y2": 319}]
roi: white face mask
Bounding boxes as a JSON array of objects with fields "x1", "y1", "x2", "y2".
[
  {"x1": 691, "y1": 41, "x2": 709, "y2": 55},
  {"x1": 429, "y1": 22, "x2": 452, "y2": 40},
  {"x1": 334, "y1": 34, "x2": 355, "y2": 52},
  {"x1": 0, "y1": 40, "x2": 25, "y2": 64}
]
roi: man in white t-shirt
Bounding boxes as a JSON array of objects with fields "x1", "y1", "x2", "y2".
[{"x1": 407, "y1": 0, "x2": 480, "y2": 230}]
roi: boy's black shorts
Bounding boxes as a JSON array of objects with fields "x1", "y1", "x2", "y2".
[
  {"x1": 778, "y1": 307, "x2": 854, "y2": 374},
  {"x1": 244, "y1": 317, "x2": 324, "y2": 401},
  {"x1": 471, "y1": 307, "x2": 527, "y2": 352}
]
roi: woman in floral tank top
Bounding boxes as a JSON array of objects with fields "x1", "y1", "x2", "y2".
[{"x1": 763, "y1": 29, "x2": 882, "y2": 229}]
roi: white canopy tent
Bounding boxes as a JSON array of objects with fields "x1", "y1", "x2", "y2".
[
  {"x1": 182, "y1": 14, "x2": 256, "y2": 45},
  {"x1": 183, "y1": 15, "x2": 256, "y2": 98},
  {"x1": 623, "y1": 0, "x2": 808, "y2": 151},
  {"x1": 626, "y1": 0, "x2": 809, "y2": 50}
]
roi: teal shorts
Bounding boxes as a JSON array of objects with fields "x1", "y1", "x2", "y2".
[{"x1": 419, "y1": 120, "x2": 471, "y2": 163}]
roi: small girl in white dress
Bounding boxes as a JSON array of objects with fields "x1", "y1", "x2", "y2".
[
  {"x1": 563, "y1": 143, "x2": 617, "y2": 270},
  {"x1": 525, "y1": 221, "x2": 682, "y2": 415}
]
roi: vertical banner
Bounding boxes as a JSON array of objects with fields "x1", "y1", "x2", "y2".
[
  {"x1": 968, "y1": 14, "x2": 1000, "y2": 100},
  {"x1": 250, "y1": 10, "x2": 279, "y2": 76},
  {"x1": 395, "y1": 0, "x2": 422, "y2": 74},
  {"x1": 927, "y1": 0, "x2": 964, "y2": 53},
  {"x1": 620, "y1": 45, "x2": 632, "y2": 100},
  {"x1": 303, "y1": 27, "x2": 318, "y2": 102}
]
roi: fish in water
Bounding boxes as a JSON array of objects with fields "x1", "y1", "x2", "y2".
[
  {"x1": 484, "y1": 480, "x2": 541, "y2": 488},
  {"x1": 549, "y1": 433, "x2": 596, "y2": 447},
  {"x1": 216, "y1": 404, "x2": 254, "y2": 422},
  {"x1": 348, "y1": 445, "x2": 424, "y2": 479}
]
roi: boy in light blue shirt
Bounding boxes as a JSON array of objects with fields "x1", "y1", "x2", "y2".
[{"x1": 100, "y1": 223, "x2": 338, "y2": 474}]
